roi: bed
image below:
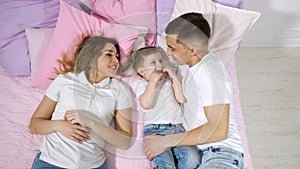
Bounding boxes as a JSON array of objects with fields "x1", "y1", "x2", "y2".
[{"x1": 0, "y1": 0, "x2": 260, "y2": 168}]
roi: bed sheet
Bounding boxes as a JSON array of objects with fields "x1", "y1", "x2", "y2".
[
  {"x1": 0, "y1": 0, "x2": 252, "y2": 168},
  {"x1": 0, "y1": 56, "x2": 250, "y2": 169},
  {"x1": 0, "y1": 67, "x2": 43, "y2": 168}
]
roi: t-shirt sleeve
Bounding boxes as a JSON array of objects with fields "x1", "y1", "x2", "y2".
[
  {"x1": 199, "y1": 62, "x2": 232, "y2": 106},
  {"x1": 115, "y1": 81, "x2": 134, "y2": 110},
  {"x1": 45, "y1": 74, "x2": 64, "y2": 102},
  {"x1": 134, "y1": 80, "x2": 147, "y2": 98}
]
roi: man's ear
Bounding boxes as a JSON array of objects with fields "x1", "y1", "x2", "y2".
[{"x1": 190, "y1": 45, "x2": 200, "y2": 56}]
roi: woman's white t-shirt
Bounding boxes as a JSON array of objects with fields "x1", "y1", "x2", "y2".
[{"x1": 39, "y1": 72, "x2": 132, "y2": 169}]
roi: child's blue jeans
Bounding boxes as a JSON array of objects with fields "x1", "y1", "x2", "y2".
[{"x1": 144, "y1": 123, "x2": 200, "y2": 169}]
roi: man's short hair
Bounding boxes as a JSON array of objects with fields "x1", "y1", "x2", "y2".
[{"x1": 165, "y1": 13, "x2": 211, "y2": 47}]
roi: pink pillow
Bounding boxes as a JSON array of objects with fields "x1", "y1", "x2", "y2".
[
  {"x1": 89, "y1": 0, "x2": 156, "y2": 46},
  {"x1": 33, "y1": 0, "x2": 139, "y2": 90},
  {"x1": 25, "y1": 28, "x2": 54, "y2": 79}
]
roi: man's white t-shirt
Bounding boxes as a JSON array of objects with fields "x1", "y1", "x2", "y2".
[
  {"x1": 180, "y1": 52, "x2": 243, "y2": 153},
  {"x1": 39, "y1": 72, "x2": 132, "y2": 169}
]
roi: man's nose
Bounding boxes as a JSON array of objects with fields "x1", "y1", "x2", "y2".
[{"x1": 167, "y1": 47, "x2": 172, "y2": 55}]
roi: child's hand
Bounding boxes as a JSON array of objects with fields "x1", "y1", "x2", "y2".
[
  {"x1": 149, "y1": 71, "x2": 164, "y2": 84},
  {"x1": 163, "y1": 67, "x2": 176, "y2": 80}
]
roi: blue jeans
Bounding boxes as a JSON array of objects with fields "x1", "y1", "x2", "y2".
[
  {"x1": 198, "y1": 146, "x2": 244, "y2": 169},
  {"x1": 144, "y1": 124, "x2": 200, "y2": 169},
  {"x1": 31, "y1": 152, "x2": 108, "y2": 169}
]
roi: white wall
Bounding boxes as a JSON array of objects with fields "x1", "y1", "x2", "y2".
[{"x1": 242, "y1": 0, "x2": 300, "y2": 46}]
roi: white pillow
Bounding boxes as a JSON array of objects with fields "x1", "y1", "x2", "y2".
[
  {"x1": 78, "y1": 0, "x2": 92, "y2": 14},
  {"x1": 162, "y1": 0, "x2": 261, "y2": 64},
  {"x1": 123, "y1": 25, "x2": 148, "y2": 50},
  {"x1": 25, "y1": 28, "x2": 54, "y2": 79}
]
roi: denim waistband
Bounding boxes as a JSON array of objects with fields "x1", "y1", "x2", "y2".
[
  {"x1": 200, "y1": 145, "x2": 244, "y2": 157},
  {"x1": 144, "y1": 123, "x2": 183, "y2": 130}
]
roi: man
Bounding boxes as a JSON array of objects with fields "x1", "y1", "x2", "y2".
[{"x1": 144, "y1": 12, "x2": 244, "y2": 168}]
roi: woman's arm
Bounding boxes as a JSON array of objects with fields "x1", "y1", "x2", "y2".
[
  {"x1": 29, "y1": 95, "x2": 89, "y2": 143},
  {"x1": 65, "y1": 108, "x2": 133, "y2": 150}
]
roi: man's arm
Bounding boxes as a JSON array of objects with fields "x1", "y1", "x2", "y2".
[{"x1": 144, "y1": 104, "x2": 229, "y2": 159}]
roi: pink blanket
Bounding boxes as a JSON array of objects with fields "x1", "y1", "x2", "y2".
[{"x1": 0, "y1": 56, "x2": 251, "y2": 168}]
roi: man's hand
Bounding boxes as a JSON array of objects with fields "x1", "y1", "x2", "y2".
[{"x1": 143, "y1": 134, "x2": 169, "y2": 160}]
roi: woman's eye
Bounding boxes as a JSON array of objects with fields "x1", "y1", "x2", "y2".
[
  {"x1": 106, "y1": 53, "x2": 113, "y2": 57},
  {"x1": 159, "y1": 60, "x2": 163, "y2": 63}
]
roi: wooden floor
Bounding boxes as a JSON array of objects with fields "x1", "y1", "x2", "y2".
[{"x1": 235, "y1": 47, "x2": 300, "y2": 169}]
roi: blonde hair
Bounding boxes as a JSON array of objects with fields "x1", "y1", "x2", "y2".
[{"x1": 55, "y1": 35, "x2": 120, "y2": 83}]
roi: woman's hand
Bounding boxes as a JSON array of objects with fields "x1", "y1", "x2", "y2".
[
  {"x1": 59, "y1": 120, "x2": 90, "y2": 143},
  {"x1": 64, "y1": 110, "x2": 90, "y2": 126}
]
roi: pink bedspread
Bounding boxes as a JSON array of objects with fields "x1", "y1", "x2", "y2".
[
  {"x1": 0, "y1": 56, "x2": 252, "y2": 168},
  {"x1": 0, "y1": 67, "x2": 44, "y2": 168}
]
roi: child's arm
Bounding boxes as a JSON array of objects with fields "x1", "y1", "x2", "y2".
[
  {"x1": 139, "y1": 72, "x2": 162, "y2": 109},
  {"x1": 164, "y1": 68, "x2": 186, "y2": 103}
]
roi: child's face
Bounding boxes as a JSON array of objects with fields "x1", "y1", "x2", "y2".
[{"x1": 139, "y1": 53, "x2": 165, "y2": 81}]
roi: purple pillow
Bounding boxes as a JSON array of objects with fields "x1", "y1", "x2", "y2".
[
  {"x1": 156, "y1": 0, "x2": 176, "y2": 36},
  {"x1": 0, "y1": 0, "x2": 85, "y2": 76},
  {"x1": 213, "y1": 0, "x2": 243, "y2": 8},
  {"x1": 0, "y1": 0, "x2": 59, "y2": 76}
]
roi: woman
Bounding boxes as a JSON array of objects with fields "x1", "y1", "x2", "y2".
[{"x1": 29, "y1": 36, "x2": 133, "y2": 169}]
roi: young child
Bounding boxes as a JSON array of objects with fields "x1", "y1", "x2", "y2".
[{"x1": 119, "y1": 47, "x2": 200, "y2": 169}]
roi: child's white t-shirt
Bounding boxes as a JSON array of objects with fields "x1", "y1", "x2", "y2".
[{"x1": 135, "y1": 77, "x2": 182, "y2": 126}]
